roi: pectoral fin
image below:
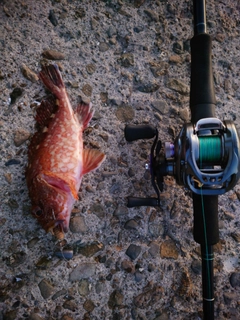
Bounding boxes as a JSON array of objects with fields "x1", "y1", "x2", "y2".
[{"x1": 82, "y1": 149, "x2": 106, "y2": 175}]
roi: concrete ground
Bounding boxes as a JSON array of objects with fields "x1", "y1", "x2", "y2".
[{"x1": 0, "y1": 1, "x2": 240, "y2": 319}]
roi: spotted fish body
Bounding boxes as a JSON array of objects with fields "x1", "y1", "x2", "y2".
[{"x1": 26, "y1": 64, "x2": 105, "y2": 239}]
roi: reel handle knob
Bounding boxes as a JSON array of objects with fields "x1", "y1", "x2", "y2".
[
  {"x1": 124, "y1": 124, "x2": 157, "y2": 142},
  {"x1": 127, "y1": 197, "x2": 159, "y2": 207}
]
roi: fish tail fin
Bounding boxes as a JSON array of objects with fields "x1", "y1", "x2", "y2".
[
  {"x1": 75, "y1": 98, "x2": 94, "y2": 130},
  {"x1": 39, "y1": 64, "x2": 65, "y2": 98}
]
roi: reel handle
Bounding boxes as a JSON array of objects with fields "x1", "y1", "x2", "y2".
[
  {"x1": 127, "y1": 197, "x2": 159, "y2": 208},
  {"x1": 124, "y1": 124, "x2": 157, "y2": 142}
]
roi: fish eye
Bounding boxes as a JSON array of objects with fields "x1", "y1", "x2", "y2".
[{"x1": 33, "y1": 206, "x2": 43, "y2": 217}]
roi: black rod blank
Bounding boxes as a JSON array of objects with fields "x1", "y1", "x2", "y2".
[
  {"x1": 193, "y1": 0, "x2": 207, "y2": 35},
  {"x1": 201, "y1": 245, "x2": 215, "y2": 320},
  {"x1": 191, "y1": 2, "x2": 218, "y2": 320}
]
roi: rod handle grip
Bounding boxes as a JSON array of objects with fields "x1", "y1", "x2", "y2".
[
  {"x1": 124, "y1": 124, "x2": 157, "y2": 142},
  {"x1": 190, "y1": 34, "x2": 216, "y2": 123},
  {"x1": 127, "y1": 197, "x2": 159, "y2": 208}
]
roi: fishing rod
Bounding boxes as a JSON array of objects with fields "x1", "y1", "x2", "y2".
[{"x1": 124, "y1": 0, "x2": 240, "y2": 319}]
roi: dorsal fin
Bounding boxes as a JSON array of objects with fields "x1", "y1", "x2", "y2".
[
  {"x1": 75, "y1": 99, "x2": 93, "y2": 130},
  {"x1": 82, "y1": 149, "x2": 106, "y2": 175}
]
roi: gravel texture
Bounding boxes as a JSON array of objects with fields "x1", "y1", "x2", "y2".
[{"x1": 0, "y1": 0, "x2": 240, "y2": 319}]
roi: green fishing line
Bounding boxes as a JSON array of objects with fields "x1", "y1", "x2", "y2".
[{"x1": 199, "y1": 136, "x2": 222, "y2": 163}]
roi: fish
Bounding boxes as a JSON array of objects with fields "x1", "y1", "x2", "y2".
[{"x1": 26, "y1": 64, "x2": 105, "y2": 240}]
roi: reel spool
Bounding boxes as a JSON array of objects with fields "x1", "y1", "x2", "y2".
[{"x1": 125, "y1": 117, "x2": 240, "y2": 206}]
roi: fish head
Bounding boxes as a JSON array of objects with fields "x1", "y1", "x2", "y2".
[{"x1": 30, "y1": 174, "x2": 75, "y2": 237}]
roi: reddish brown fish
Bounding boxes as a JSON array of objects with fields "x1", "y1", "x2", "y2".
[{"x1": 26, "y1": 64, "x2": 105, "y2": 240}]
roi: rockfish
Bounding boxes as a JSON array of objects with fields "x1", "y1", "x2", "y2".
[{"x1": 26, "y1": 64, "x2": 105, "y2": 240}]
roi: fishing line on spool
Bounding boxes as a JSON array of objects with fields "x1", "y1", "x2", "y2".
[
  {"x1": 198, "y1": 136, "x2": 222, "y2": 164},
  {"x1": 199, "y1": 138, "x2": 214, "y2": 303}
]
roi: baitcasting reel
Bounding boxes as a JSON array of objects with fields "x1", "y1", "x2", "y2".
[{"x1": 125, "y1": 117, "x2": 240, "y2": 207}]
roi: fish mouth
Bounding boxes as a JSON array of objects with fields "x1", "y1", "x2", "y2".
[
  {"x1": 49, "y1": 220, "x2": 69, "y2": 240},
  {"x1": 54, "y1": 218, "x2": 69, "y2": 233},
  {"x1": 52, "y1": 224, "x2": 65, "y2": 240}
]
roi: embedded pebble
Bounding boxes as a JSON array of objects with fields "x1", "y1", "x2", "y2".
[
  {"x1": 125, "y1": 244, "x2": 141, "y2": 260},
  {"x1": 128, "y1": 168, "x2": 135, "y2": 177},
  {"x1": 42, "y1": 49, "x2": 65, "y2": 60},
  {"x1": 108, "y1": 289, "x2": 124, "y2": 309},
  {"x1": 144, "y1": 9, "x2": 159, "y2": 22},
  {"x1": 89, "y1": 202, "x2": 105, "y2": 218},
  {"x1": 148, "y1": 241, "x2": 160, "y2": 257},
  {"x1": 134, "y1": 270, "x2": 144, "y2": 283},
  {"x1": 4, "y1": 172, "x2": 12, "y2": 184},
  {"x1": 173, "y1": 41, "x2": 184, "y2": 54},
  {"x1": 75, "y1": 7, "x2": 86, "y2": 19},
  {"x1": 124, "y1": 219, "x2": 138, "y2": 230},
  {"x1": 119, "y1": 53, "x2": 134, "y2": 67},
  {"x1": 48, "y1": 9, "x2": 58, "y2": 26},
  {"x1": 69, "y1": 263, "x2": 96, "y2": 281},
  {"x1": 54, "y1": 245, "x2": 74, "y2": 260},
  {"x1": 136, "y1": 81, "x2": 160, "y2": 93},
  {"x1": 38, "y1": 279, "x2": 54, "y2": 299},
  {"x1": 191, "y1": 259, "x2": 202, "y2": 275},
  {"x1": 6, "y1": 251, "x2": 26, "y2": 267},
  {"x1": 21, "y1": 64, "x2": 39, "y2": 82},
  {"x1": 160, "y1": 239, "x2": 179, "y2": 259},
  {"x1": 28, "y1": 313, "x2": 45, "y2": 320},
  {"x1": 121, "y1": 259, "x2": 134, "y2": 273},
  {"x1": 99, "y1": 42, "x2": 109, "y2": 52},
  {"x1": 177, "y1": 270, "x2": 193, "y2": 297},
  {"x1": 169, "y1": 55, "x2": 183, "y2": 64},
  {"x1": 231, "y1": 232, "x2": 240, "y2": 243},
  {"x1": 167, "y1": 78, "x2": 190, "y2": 95},
  {"x1": 229, "y1": 272, "x2": 240, "y2": 288},
  {"x1": 81, "y1": 83, "x2": 93, "y2": 96},
  {"x1": 100, "y1": 92, "x2": 108, "y2": 104},
  {"x1": 35, "y1": 256, "x2": 52, "y2": 269},
  {"x1": 149, "y1": 61, "x2": 168, "y2": 77},
  {"x1": 52, "y1": 289, "x2": 68, "y2": 300},
  {"x1": 151, "y1": 100, "x2": 168, "y2": 114},
  {"x1": 148, "y1": 221, "x2": 165, "y2": 238},
  {"x1": 113, "y1": 205, "x2": 128, "y2": 217},
  {"x1": 115, "y1": 105, "x2": 135, "y2": 122},
  {"x1": 63, "y1": 300, "x2": 77, "y2": 311},
  {"x1": 73, "y1": 241, "x2": 104, "y2": 257},
  {"x1": 13, "y1": 128, "x2": 31, "y2": 146},
  {"x1": 83, "y1": 299, "x2": 95, "y2": 312},
  {"x1": 86, "y1": 63, "x2": 96, "y2": 75},
  {"x1": 223, "y1": 210, "x2": 235, "y2": 220},
  {"x1": 69, "y1": 216, "x2": 87, "y2": 233},
  {"x1": 170, "y1": 200, "x2": 180, "y2": 219},
  {"x1": 95, "y1": 281, "x2": 105, "y2": 294},
  {"x1": 78, "y1": 279, "x2": 90, "y2": 296},
  {"x1": 133, "y1": 285, "x2": 163, "y2": 309}
]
